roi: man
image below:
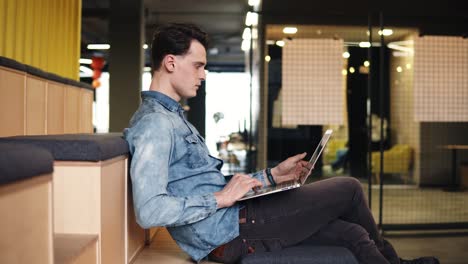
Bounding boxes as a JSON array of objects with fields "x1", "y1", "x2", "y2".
[{"x1": 124, "y1": 23, "x2": 439, "y2": 264}]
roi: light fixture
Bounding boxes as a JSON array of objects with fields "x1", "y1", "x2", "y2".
[
  {"x1": 406, "y1": 63, "x2": 411, "y2": 70},
  {"x1": 265, "y1": 55, "x2": 271, "y2": 62},
  {"x1": 396, "y1": 66, "x2": 403, "y2": 73},
  {"x1": 143, "y1": 67, "x2": 152, "y2": 72},
  {"x1": 87, "y1": 44, "x2": 110, "y2": 50},
  {"x1": 241, "y1": 39, "x2": 251, "y2": 51},
  {"x1": 342, "y1": 52, "x2": 350, "y2": 59},
  {"x1": 266, "y1": 40, "x2": 275, "y2": 45},
  {"x1": 349, "y1": 67, "x2": 355, "y2": 73},
  {"x1": 248, "y1": 0, "x2": 261, "y2": 6},
  {"x1": 242, "y1": 28, "x2": 251, "y2": 40},
  {"x1": 275, "y1": 40, "x2": 285, "y2": 47},
  {"x1": 143, "y1": 44, "x2": 148, "y2": 49},
  {"x1": 283, "y1": 27, "x2": 298, "y2": 34},
  {"x1": 342, "y1": 69, "x2": 348, "y2": 76},
  {"x1": 79, "y1": 65, "x2": 93, "y2": 74},
  {"x1": 364, "y1": 61, "x2": 370, "y2": 67},
  {"x1": 378, "y1": 29, "x2": 394, "y2": 36},
  {"x1": 79, "y1": 58, "x2": 92, "y2": 64},
  {"x1": 245, "y1": 12, "x2": 258, "y2": 26},
  {"x1": 358, "y1": 42, "x2": 371, "y2": 48}
]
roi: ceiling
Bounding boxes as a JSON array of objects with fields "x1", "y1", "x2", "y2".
[{"x1": 81, "y1": 0, "x2": 250, "y2": 71}]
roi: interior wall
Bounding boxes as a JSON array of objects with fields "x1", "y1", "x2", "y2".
[
  {"x1": 389, "y1": 36, "x2": 421, "y2": 183},
  {"x1": 0, "y1": 0, "x2": 81, "y2": 80}
]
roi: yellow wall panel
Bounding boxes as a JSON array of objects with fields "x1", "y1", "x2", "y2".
[
  {"x1": 0, "y1": 67, "x2": 25, "y2": 137},
  {"x1": 0, "y1": 0, "x2": 81, "y2": 80},
  {"x1": 26, "y1": 76, "x2": 47, "y2": 135}
]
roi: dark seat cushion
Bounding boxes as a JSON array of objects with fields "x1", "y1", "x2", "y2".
[
  {"x1": 0, "y1": 133, "x2": 129, "y2": 162},
  {"x1": 0, "y1": 143, "x2": 54, "y2": 185},
  {"x1": 240, "y1": 246, "x2": 358, "y2": 264}
]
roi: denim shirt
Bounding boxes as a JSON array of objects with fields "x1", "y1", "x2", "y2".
[{"x1": 124, "y1": 91, "x2": 266, "y2": 261}]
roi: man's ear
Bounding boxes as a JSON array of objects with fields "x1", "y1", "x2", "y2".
[{"x1": 163, "y1": 55, "x2": 176, "y2": 72}]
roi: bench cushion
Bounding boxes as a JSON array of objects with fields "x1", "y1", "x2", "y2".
[
  {"x1": 0, "y1": 143, "x2": 54, "y2": 185},
  {"x1": 0, "y1": 134, "x2": 129, "y2": 162},
  {"x1": 240, "y1": 246, "x2": 358, "y2": 264}
]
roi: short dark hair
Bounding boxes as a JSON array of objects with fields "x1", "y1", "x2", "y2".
[{"x1": 151, "y1": 23, "x2": 209, "y2": 71}]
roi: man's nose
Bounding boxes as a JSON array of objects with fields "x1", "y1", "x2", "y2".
[{"x1": 200, "y1": 69, "x2": 206, "y2": 80}]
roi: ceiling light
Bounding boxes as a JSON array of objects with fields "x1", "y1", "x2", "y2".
[
  {"x1": 378, "y1": 29, "x2": 393, "y2": 36},
  {"x1": 349, "y1": 67, "x2": 355, "y2": 73},
  {"x1": 241, "y1": 39, "x2": 251, "y2": 51},
  {"x1": 248, "y1": 0, "x2": 261, "y2": 6},
  {"x1": 342, "y1": 69, "x2": 348, "y2": 76},
  {"x1": 242, "y1": 28, "x2": 251, "y2": 40},
  {"x1": 396, "y1": 66, "x2": 403, "y2": 73},
  {"x1": 266, "y1": 40, "x2": 275, "y2": 45},
  {"x1": 358, "y1": 42, "x2": 371, "y2": 48},
  {"x1": 79, "y1": 65, "x2": 93, "y2": 74},
  {"x1": 143, "y1": 67, "x2": 152, "y2": 72},
  {"x1": 143, "y1": 44, "x2": 148, "y2": 49},
  {"x1": 406, "y1": 63, "x2": 411, "y2": 70},
  {"x1": 79, "y1": 58, "x2": 92, "y2": 64},
  {"x1": 364, "y1": 61, "x2": 370, "y2": 67},
  {"x1": 265, "y1": 55, "x2": 271, "y2": 62},
  {"x1": 283, "y1": 27, "x2": 298, "y2": 34},
  {"x1": 342, "y1": 52, "x2": 350, "y2": 59},
  {"x1": 245, "y1": 12, "x2": 258, "y2": 26},
  {"x1": 275, "y1": 40, "x2": 285, "y2": 47},
  {"x1": 87, "y1": 44, "x2": 110, "y2": 50}
]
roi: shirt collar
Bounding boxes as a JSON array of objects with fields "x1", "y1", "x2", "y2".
[{"x1": 141, "y1": 90, "x2": 183, "y2": 112}]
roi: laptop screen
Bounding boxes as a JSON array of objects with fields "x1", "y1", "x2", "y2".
[{"x1": 301, "y1": 129, "x2": 333, "y2": 184}]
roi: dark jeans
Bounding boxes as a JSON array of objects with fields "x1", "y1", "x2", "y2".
[{"x1": 214, "y1": 177, "x2": 400, "y2": 264}]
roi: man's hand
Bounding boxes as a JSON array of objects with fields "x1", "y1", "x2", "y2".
[
  {"x1": 271, "y1": 152, "x2": 313, "y2": 184},
  {"x1": 214, "y1": 174, "x2": 263, "y2": 208}
]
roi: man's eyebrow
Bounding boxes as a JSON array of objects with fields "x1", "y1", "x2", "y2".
[{"x1": 194, "y1": 61, "x2": 206, "y2": 66}]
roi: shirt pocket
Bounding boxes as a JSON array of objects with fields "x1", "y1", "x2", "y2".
[{"x1": 184, "y1": 134, "x2": 209, "y2": 169}]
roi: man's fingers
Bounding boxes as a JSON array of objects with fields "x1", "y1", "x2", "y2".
[{"x1": 289, "y1": 152, "x2": 307, "y2": 162}]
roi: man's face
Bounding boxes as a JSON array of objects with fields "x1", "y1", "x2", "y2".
[{"x1": 171, "y1": 40, "x2": 207, "y2": 100}]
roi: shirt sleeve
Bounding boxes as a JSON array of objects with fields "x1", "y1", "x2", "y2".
[
  {"x1": 249, "y1": 169, "x2": 268, "y2": 186},
  {"x1": 127, "y1": 113, "x2": 218, "y2": 229}
]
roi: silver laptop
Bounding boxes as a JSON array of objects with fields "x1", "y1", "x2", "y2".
[{"x1": 238, "y1": 129, "x2": 333, "y2": 201}]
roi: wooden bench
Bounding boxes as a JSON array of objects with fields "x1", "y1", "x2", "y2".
[{"x1": 0, "y1": 143, "x2": 54, "y2": 264}]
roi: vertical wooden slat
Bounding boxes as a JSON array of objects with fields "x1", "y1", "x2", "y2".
[
  {"x1": 47, "y1": 81, "x2": 65, "y2": 134},
  {"x1": 0, "y1": 67, "x2": 25, "y2": 137},
  {"x1": 64, "y1": 86, "x2": 80, "y2": 133},
  {"x1": 26, "y1": 76, "x2": 47, "y2": 135},
  {"x1": 80, "y1": 89, "x2": 94, "y2": 133}
]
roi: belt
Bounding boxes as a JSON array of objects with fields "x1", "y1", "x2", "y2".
[{"x1": 209, "y1": 206, "x2": 250, "y2": 260}]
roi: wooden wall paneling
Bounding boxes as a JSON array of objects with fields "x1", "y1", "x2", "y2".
[
  {"x1": 0, "y1": 174, "x2": 53, "y2": 264},
  {"x1": 80, "y1": 89, "x2": 94, "y2": 133},
  {"x1": 47, "y1": 82, "x2": 65, "y2": 134},
  {"x1": 26, "y1": 75, "x2": 47, "y2": 135},
  {"x1": 64, "y1": 86, "x2": 80, "y2": 133},
  {"x1": 127, "y1": 171, "x2": 145, "y2": 264},
  {"x1": 0, "y1": 67, "x2": 25, "y2": 137},
  {"x1": 101, "y1": 157, "x2": 126, "y2": 264}
]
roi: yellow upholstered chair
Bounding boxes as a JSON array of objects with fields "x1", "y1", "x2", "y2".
[
  {"x1": 324, "y1": 139, "x2": 347, "y2": 165},
  {"x1": 371, "y1": 144, "x2": 413, "y2": 184}
]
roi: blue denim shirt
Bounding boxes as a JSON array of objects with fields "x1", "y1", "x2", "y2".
[{"x1": 124, "y1": 91, "x2": 265, "y2": 261}]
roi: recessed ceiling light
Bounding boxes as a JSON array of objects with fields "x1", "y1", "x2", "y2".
[
  {"x1": 342, "y1": 52, "x2": 350, "y2": 59},
  {"x1": 87, "y1": 44, "x2": 110, "y2": 50},
  {"x1": 79, "y1": 58, "x2": 92, "y2": 64},
  {"x1": 276, "y1": 40, "x2": 285, "y2": 47},
  {"x1": 283, "y1": 27, "x2": 298, "y2": 34}
]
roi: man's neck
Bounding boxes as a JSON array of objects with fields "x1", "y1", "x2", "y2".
[{"x1": 149, "y1": 71, "x2": 181, "y2": 102}]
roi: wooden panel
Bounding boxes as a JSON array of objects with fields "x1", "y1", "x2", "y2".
[
  {"x1": 26, "y1": 76, "x2": 47, "y2": 135},
  {"x1": 47, "y1": 82, "x2": 65, "y2": 134},
  {"x1": 80, "y1": 89, "x2": 94, "y2": 133},
  {"x1": 64, "y1": 86, "x2": 80, "y2": 133},
  {"x1": 0, "y1": 174, "x2": 53, "y2": 264},
  {"x1": 54, "y1": 234, "x2": 98, "y2": 264},
  {"x1": 53, "y1": 164, "x2": 101, "y2": 234},
  {"x1": 101, "y1": 158, "x2": 126, "y2": 264},
  {"x1": 0, "y1": 67, "x2": 25, "y2": 137},
  {"x1": 127, "y1": 181, "x2": 145, "y2": 263}
]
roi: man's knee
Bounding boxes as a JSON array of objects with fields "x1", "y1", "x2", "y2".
[{"x1": 334, "y1": 176, "x2": 363, "y2": 191}]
